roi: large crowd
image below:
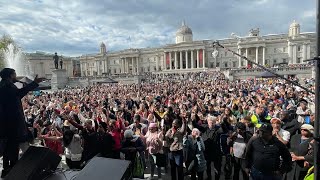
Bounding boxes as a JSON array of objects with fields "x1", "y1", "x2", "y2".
[{"x1": 2, "y1": 70, "x2": 317, "y2": 180}]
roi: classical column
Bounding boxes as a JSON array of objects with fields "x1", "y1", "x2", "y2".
[
  {"x1": 292, "y1": 44, "x2": 297, "y2": 64},
  {"x1": 191, "y1": 50, "x2": 194, "y2": 69},
  {"x1": 289, "y1": 44, "x2": 293, "y2": 64},
  {"x1": 156, "y1": 56, "x2": 159, "y2": 71},
  {"x1": 307, "y1": 43, "x2": 311, "y2": 59},
  {"x1": 303, "y1": 43, "x2": 307, "y2": 61},
  {"x1": 262, "y1": 47, "x2": 266, "y2": 66},
  {"x1": 186, "y1": 50, "x2": 189, "y2": 69},
  {"x1": 245, "y1": 48, "x2": 248, "y2": 66},
  {"x1": 126, "y1": 58, "x2": 129, "y2": 73},
  {"x1": 169, "y1": 52, "x2": 172, "y2": 70},
  {"x1": 163, "y1": 52, "x2": 166, "y2": 70},
  {"x1": 238, "y1": 49, "x2": 241, "y2": 68},
  {"x1": 202, "y1": 49, "x2": 205, "y2": 68},
  {"x1": 255, "y1": 47, "x2": 259, "y2": 64},
  {"x1": 196, "y1": 50, "x2": 199, "y2": 68},
  {"x1": 136, "y1": 57, "x2": 140, "y2": 74},
  {"x1": 174, "y1": 51, "x2": 178, "y2": 69},
  {"x1": 180, "y1": 51, "x2": 183, "y2": 69}
]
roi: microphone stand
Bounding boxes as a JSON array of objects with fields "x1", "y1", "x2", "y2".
[{"x1": 212, "y1": 41, "x2": 315, "y2": 95}]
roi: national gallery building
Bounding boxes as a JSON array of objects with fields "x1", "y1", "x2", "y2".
[{"x1": 78, "y1": 20, "x2": 315, "y2": 77}]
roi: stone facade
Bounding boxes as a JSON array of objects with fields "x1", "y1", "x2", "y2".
[
  {"x1": 76, "y1": 20, "x2": 315, "y2": 77},
  {"x1": 25, "y1": 51, "x2": 80, "y2": 79}
]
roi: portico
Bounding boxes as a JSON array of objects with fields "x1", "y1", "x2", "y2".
[{"x1": 164, "y1": 49, "x2": 206, "y2": 70}]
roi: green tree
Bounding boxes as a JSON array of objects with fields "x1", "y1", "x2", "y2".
[{"x1": 0, "y1": 34, "x2": 16, "y2": 69}]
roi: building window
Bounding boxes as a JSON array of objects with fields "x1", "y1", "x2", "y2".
[
  {"x1": 283, "y1": 47, "x2": 286, "y2": 52},
  {"x1": 273, "y1": 59, "x2": 277, "y2": 64},
  {"x1": 99, "y1": 61, "x2": 102, "y2": 65},
  {"x1": 113, "y1": 69, "x2": 116, "y2": 73},
  {"x1": 224, "y1": 62, "x2": 228, "y2": 67},
  {"x1": 274, "y1": 48, "x2": 277, "y2": 53},
  {"x1": 282, "y1": 58, "x2": 287, "y2": 63},
  {"x1": 232, "y1": 61, "x2": 236, "y2": 67},
  {"x1": 216, "y1": 62, "x2": 220, "y2": 67},
  {"x1": 297, "y1": 57, "x2": 301, "y2": 63},
  {"x1": 298, "y1": 46, "x2": 301, "y2": 52}
]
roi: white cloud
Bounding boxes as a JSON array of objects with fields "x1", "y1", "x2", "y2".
[{"x1": 0, "y1": 0, "x2": 316, "y2": 56}]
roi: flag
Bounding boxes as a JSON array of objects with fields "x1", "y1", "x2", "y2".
[
  {"x1": 199, "y1": 49, "x2": 203, "y2": 64},
  {"x1": 166, "y1": 52, "x2": 170, "y2": 65}
]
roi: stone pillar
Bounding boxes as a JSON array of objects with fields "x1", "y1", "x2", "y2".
[
  {"x1": 169, "y1": 52, "x2": 172, "y2": 70},
  {"x1": 186, "y1": 50, "x2": 189, "y2": 69},
  {"x1": 245, "y1": 48, "x2": 248, "y2": 66},
  {"x1": 202, "y1": 49, "x2": 205, "y2": 68},
  {"x1": 307, "y1": 43, "x2": 311, "y2": 59},
  {"x1": 191, "y1": 50, "x2": 194, "y2": 69},
  {"x1": 174, "y1": 51, "x2": 178, "y2": 69},
  {"x1": 196, "y1": 50, "x2": 199, "y2": 68},
  {"x1": 303, "y1": 43, "x2": 307, "y2": 61},
  {"x1": 292, "y1": 45, "x2": 297, "y2": 64},
  {"x1": 126, "y1": 58, "x2": 129, "y2": 73},
  {"x1": 288, "y1": 42, "x2": 292, "y2": 64},
  {"x1": 238, "y1": 49, "x2": 241, "y2": 67},
  {"x1": 262, "y1": 47, "x2": 266, "y2": 65},
  {"x1": 136, "y1": 57, "x2": 140, "y2": 74},
  {"x1": 51, "y1": 69, "x2": 67, "y2": 90},
  {"x1": 163, "y1": 52, "x2": 166, "y2": 70},
  {"x1": 180, "y1": 51, "x2": 183, "y2": 69},
  {"x1": 156, "y1": 56, "x2": 159, "y2": 71},
  {"x1": 255, "y1": 47, "x2": 259, "y2": 64}
]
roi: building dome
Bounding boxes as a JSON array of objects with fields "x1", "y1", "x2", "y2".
[
  {"x1": 290, "y1": 20, "x2": 300, "y2": 28},
  {"x1": 176, "y1": 21, "x2": 193, "y2": 35},
  {"x1": 289, "y1": 20, "x2": 300, "y2": 38},
  {"x1": 175, "y1": 20, "x2": 193, "y2": 44},
  {"x1": 100, "y1": 42, "x2": 106, "y2": 47}
]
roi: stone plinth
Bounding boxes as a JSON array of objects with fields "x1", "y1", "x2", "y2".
[{"x1": 51, "y1": 69, "x2": 67, "y2": 90}]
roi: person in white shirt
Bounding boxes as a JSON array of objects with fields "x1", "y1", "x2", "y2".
[{"x1": 271, "y1": 118, "x2": 290, "y2": 145}]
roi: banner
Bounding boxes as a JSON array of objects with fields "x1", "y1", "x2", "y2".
[
  {"x1": 166, "y1": 52, "x2": 170, "y2": 65},
  {"x1": 199, "y1": 49, "x2": 203, "y2": 64}
]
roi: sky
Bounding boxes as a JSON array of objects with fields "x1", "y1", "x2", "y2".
[{"x1": 0, "y1": 0, "x2": 316, "y2": 56}]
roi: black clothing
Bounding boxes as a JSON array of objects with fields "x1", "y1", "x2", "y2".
[
  {"x1": 245, "y1": 136, "x2": 292, "y2": 174},
  {"x1": 53, "y1": 55, "x2": 59, "y2": 69},
  {"x1": 97, "y1": 132, "x2": 115, "y2": 158},
  {"x1": 282, "y1": 118, "x2": 301, "y2": 137},
  {"x1": 0, "y1": 80, "x2": 38, "y2": 141}
]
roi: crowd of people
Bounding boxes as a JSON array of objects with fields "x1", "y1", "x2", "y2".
[{"x1": 0, "y1": 68, "x2": 317, "y2": 180}]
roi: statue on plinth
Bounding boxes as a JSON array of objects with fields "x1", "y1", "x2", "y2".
[
  {"x1": 59, "y1": 57, "x2": 63, "y2": 69},
  {"x1": 53, "y1": 52, "x2": 59, "y2": 69}
]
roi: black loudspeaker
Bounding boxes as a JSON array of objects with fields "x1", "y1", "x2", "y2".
[
  {"x1": 73, "y1": 157, "x2": 132, "y2": 180},
  {"x1": 5, "y1": 146, "x2": 61, "y2": 180}
]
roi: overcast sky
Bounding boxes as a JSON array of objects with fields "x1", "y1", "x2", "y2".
[{"x1": 0, "y1": 0, "x2": 316, "y2": 56}]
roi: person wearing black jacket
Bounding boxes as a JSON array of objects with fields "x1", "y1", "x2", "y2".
[
  {"x1": 280, "y1": 110, "x2": 301, "y2": 137},
  {"x1": 245, "y1": 123, "x2": 292, "y2": 180},
  {"x1": 0, "y1": 68, "x2": 44, "y2": 178},
  {"x1": 193, "y1": 115, "x2": 222, "y2": 180}
]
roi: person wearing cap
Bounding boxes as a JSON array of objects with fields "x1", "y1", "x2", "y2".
[
  {"x1": 245, "y1": 123, "x2": 292, "y2": 179},
  {"x1": 145, "y1": 123, "x2": 164, "y2": 180},
  {"x1": 296, "y1": 99, "x2": 311, "y2": 123},
  {"x1": 121, "y1": 129, "x2": 145, "y2": 179},
  {"x1": 270, "y1": 118, "x2": 290, "y2": 145},
  {"x1": 285, "y1": 124, "x2": 314, "y2": 180},
  {"x1": 0, "y1": 68, "x2": 44, "y2": 178}
]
